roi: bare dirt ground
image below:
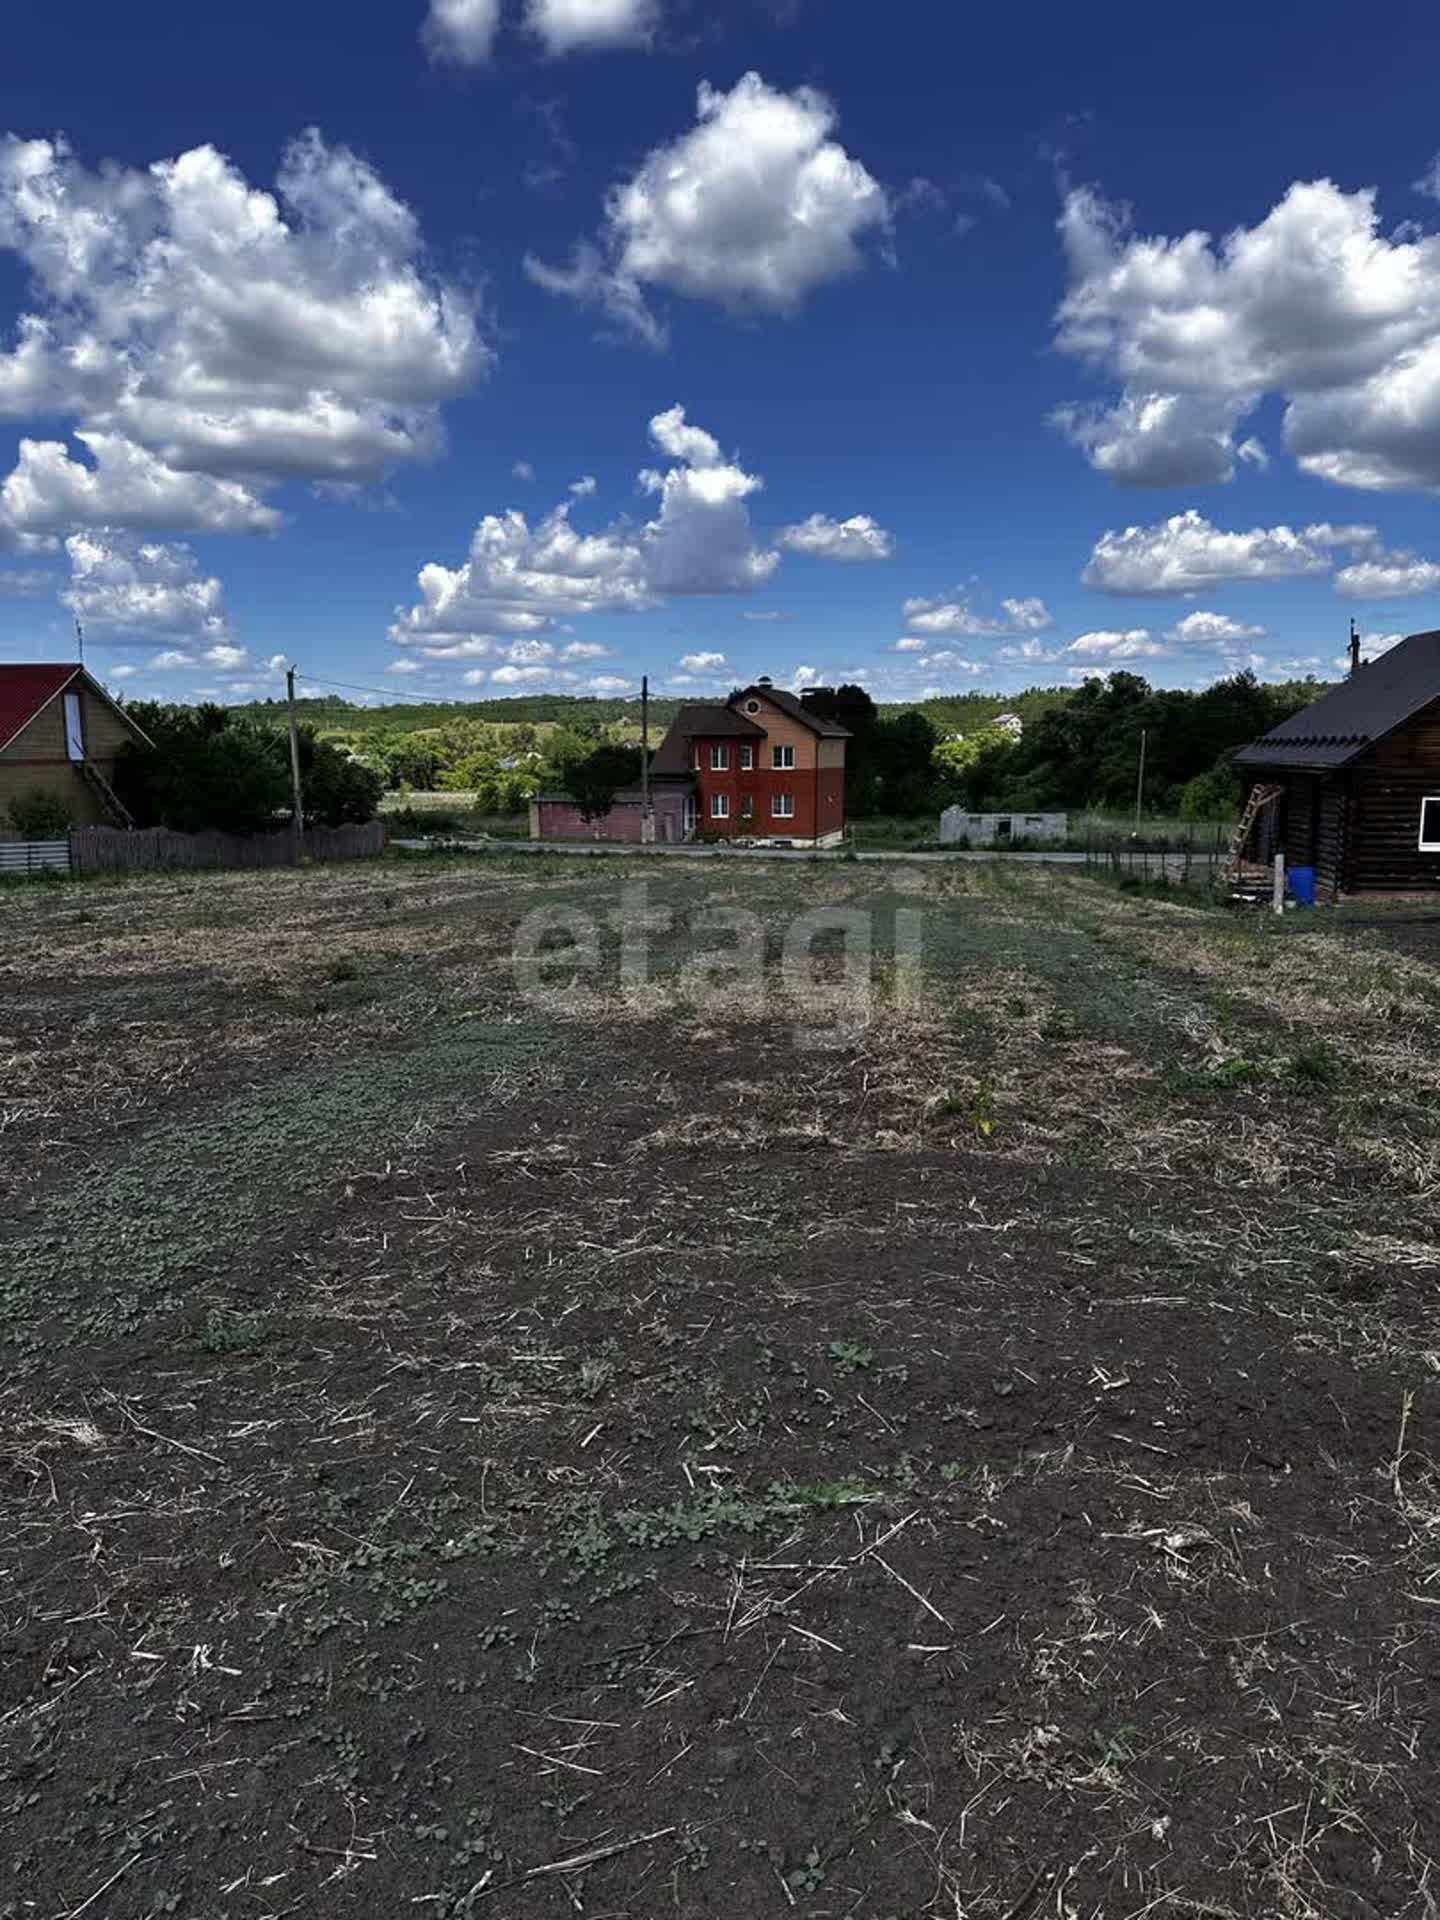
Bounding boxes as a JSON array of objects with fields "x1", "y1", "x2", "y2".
[{"x1": 3, "y1": 855, "x2": 1439, "y2": 1920}]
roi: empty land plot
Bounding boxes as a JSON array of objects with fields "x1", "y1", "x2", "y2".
[{"x1": 2, "y1": 855, "x2": 1439, "y2": 1919}]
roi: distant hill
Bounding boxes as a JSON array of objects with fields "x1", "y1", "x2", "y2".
[{"x1": 231, "y1": 685, "x2": 1082, "y2": 737}]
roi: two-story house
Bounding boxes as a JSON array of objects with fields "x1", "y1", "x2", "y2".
[
  {"x1": 649, "y1": 679, "x2": 849, "y2": 847},
  {"x1": 529, "y1": 679, "x2": 851, "y2": 846}
]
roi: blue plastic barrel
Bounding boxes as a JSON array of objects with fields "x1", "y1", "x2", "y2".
[{"x1": 1289, "y1": 865, "x2": 1316, "y2": 906}]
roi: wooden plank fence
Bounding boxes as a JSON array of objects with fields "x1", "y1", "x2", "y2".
[
  {"x1": 69, "y1": 821, "x2": 387, "y2": 875},
  {"x1": 0, "y1": 839, "x2": 71, "y2": 875}
]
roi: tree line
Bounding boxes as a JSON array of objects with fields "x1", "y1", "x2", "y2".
[
  {"x1": 799, "y1": 670, "x2": 1325, "y2": 819},
  {"x1": 2, "y1": 673, "x2": 1327, "y2": 843}
]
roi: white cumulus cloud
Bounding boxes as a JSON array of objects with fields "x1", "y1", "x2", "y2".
[
  {"x1": 777, "y1": 513, "x2": 893, "y2": 562},
  {"x1": 680, "y1": 651, "x2": 727, "y2": 672},
  {"x1": 1333, "y1": 546, "x2": 1440, "y2": 597},
  {"x1": 901, "y1": 591, "x2": 1053, "y2": 636},
  {"x1": 524, "y1": 0, "x2": 660, "y2": 54},
  {"x1": 1053, "y1": 176, "x2": 1440, "y2": 491},
  {"x1": 423, "y1": 0, "x2": 503, "y2": 64},
  {"x1": 2, "y1": 433, "x2": 278, "y2": 546},
  {"x1": 525, "y1": 72, "x2": 888, "y2": 346},
  {"x1": 0, "y1": 129, "x2": 486, "y2": 537},
  {"x1": 1166, "y1": 610, "x2": 1266, "y2": 645},
  {"x1": 1082, "y1": 511, "x2": 1374, "y2": 595},
  {"x1": 60, "y1": 531, "x2": 232, "y2": 646},
  {"x1": 1067, "y1": 628, "x2": 1164, "y2": 659},
  {"x1": 391, "y1": 404, "x2": 778, "y2": 650}
]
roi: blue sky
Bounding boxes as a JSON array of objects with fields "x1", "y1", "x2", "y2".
[{"x1": 4, "y1": 0, "x2": 1440, "y2": 708}]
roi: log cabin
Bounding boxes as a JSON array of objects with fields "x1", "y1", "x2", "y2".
[{"x1": 1234, "y1": 628, "x2": 1440, "y2": 898}]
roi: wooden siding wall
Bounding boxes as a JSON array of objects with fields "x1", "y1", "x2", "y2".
[
  {"x1": 1348, "y1": 771, "x2": 1440, "y2": 890},
  {"x1": 1282, "y1": 776, "x2": 1317, "y2": 866},
  {"x1": 1243, "y1": 774, "x2": 1348, "y2": 901},
  {"x1": 1316, "y1": 784, "x2": 1348, "y2": 899},
  {"x1": 1345, "y1": 693, "x2": 1440, "y2": 891},
  {"x1": 0, "y1": 762, "x2": 109, "y2": 834}
]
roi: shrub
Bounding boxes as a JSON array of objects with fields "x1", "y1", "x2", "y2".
[{"x1": 5, "y1": 788, "x2": 73, "y2": 838}]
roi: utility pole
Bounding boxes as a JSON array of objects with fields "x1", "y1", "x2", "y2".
[
  {"x1": 286, "y1": 665, "x2": 305, "y2": 865},
  {"x1": 640, "y1": 674, "x2": 653, "y2": 844},
  {"x1": 1134, "y1": 727, "x2": 1147, "y2": 831},
  {"x1": 74, "y1": 618, "x2": 85, "y2": 666}
]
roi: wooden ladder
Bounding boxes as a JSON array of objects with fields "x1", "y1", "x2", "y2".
[
  {"x1": 1228, "y1": 781, "x2": 1281, "y2": 875},
  {"x1": 78, "y1": 758, "x2": 135, "y2": 829}
]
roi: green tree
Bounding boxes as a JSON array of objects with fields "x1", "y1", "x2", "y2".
[
  {"x1": 299, "y1": 731, "x2": 385, "y2": 826},
  {"x1": 1178, "y1": 761, "x2": 1240, "y2": 821},
  {"x1": 933, "y1": 727, "x2": 1017, "y2": 801},
  {"x1": 564, "y1": 743, "x2": 642, "y2": 821},
  {"x1": 115, "y1": 705, "x2": 291, "y2": 834},
  {"x1": 113, "y1": 704, "x2": 380, "y2": 833},
  {"x1": 384, "y1": 737, "x2": 443, "y2": 790}
]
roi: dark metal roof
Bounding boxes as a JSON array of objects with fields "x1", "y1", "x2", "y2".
[
  {"x1": 649, "y1": 703, "x2": 765, "y2": 777},
  {"x1": 1235, "y1": 630, "x2": 1440, "y2": 770},
  {"x1": 738, "y1": 684, "x2": 851, "y2": 737}
]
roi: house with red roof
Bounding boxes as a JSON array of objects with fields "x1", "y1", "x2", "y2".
[
  {"x1": 531, "y1": 679, "x2": 851, "y2": 847},
  {"x1": 0, "y1": 664, "x2": 150, "y2": 837}
]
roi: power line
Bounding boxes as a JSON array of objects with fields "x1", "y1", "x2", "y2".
[{"x1": 294, "y1": 671, "x2": 480, "y2": 705}]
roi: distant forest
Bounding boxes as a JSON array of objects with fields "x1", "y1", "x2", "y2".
[{"x1": 223, "y1": 670, "x2": 1330, "y2": 820}]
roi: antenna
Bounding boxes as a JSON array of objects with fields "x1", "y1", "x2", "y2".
[
  {"x1": 75, "y1": 617, "x2": 85, "y2": 666},
  {"x1": 1348, "y1": 618, "x2": 1362, "y2": 678}
]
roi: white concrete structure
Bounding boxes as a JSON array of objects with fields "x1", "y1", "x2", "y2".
[{"x1": 940, "y1": 808, "x2": 1067, "y2": 847}]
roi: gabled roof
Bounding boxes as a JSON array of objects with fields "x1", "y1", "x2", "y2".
[
  {"x1": 0, "y1": 663, "x2": 153, "y2": 757},
  {"x1": 649, "y1": 702, "x2": 765, "y2": 777},
  {"x1": 736, "y1": 684, "x2": 851, "y2": 737},
  {"x1": 1235, "y1": 630, "x2": 1440, "y2": 770},
  {"x1": 0, "y1": 664, "x2": 79, "y2": 756}
]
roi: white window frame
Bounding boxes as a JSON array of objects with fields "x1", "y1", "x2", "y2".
[
  {"x1": 63, "y1": 690, "x2": 85, "y2": 763},
  {"x1": 711, "y1": 792, "x2": 731, "y2": 820},
  {"x1": 744, "y1": 699, "x2": 761, "y2": 714},
  {"x1": 1420, "y1": 796, "x2": 1440, "y2": 851},
  {"x1": 739, "y1": 744, "x2": 754, "y2": 770},
  {"x1": 684, "y1": 795, "x2": 698, "y2": 835},
  {"x1": 710, "y1": 743, "x2": 729, "y2": 771},
  {"x1": 772, "y1": 793, "x2": 795, "y2": 819},
  {"x1": 772, "y1": 743, "x2": 795, "y2": 770},
  {"x1": 692, "y1": 745, "x2": 702, "y2": 771}
]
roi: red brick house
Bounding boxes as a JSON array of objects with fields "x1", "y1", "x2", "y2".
[
  {"x1": 0, "y1": 663, "x2": 146, "y2": 837},
  {"x1": 530, "y1": 681, "x2": 850, "y2": 847},
  {"x1": 653, "y1": 680, "x2": 849, "y2": 846}
]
